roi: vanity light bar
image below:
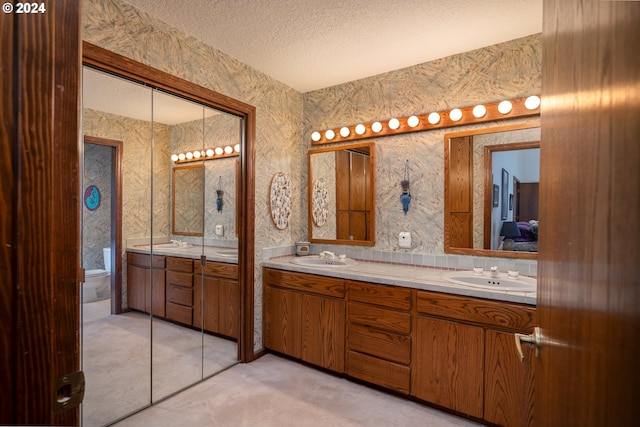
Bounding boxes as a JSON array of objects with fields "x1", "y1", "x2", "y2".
[
  {"x1": 171, "y1": 144, "x2": 240, "y2": 164},
  {"x1": 310, "y1": 95, "x2": 541, "y2": 145}
]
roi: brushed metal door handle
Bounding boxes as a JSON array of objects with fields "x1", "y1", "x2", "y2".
[{"x1": 515, "y1": 326, "x2": 542, "y2": 362}]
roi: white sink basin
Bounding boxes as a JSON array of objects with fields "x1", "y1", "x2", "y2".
[
  {"x1": 215, "y1": 249, "x2": 238, "y2": 257},
  {"x1": 290, "y1": 255, "x2": 358, "y2": 268},
  {"x1": 443, "y1": 271, "x2": 536, "y2": 291}
]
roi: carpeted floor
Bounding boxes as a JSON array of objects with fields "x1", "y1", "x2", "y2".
[{"x1": 82, "y1": 299, "x2": 238, "y2": 426}]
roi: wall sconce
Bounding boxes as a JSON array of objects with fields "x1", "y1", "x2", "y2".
[
  {"x1": 171, "y1": 144, "x2": 240, "y2": 164},
  {"x1": 310, "y1": 95, "x2": 541, "y2": 145}
]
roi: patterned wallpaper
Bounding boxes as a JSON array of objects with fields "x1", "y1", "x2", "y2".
[
  {"x1": 83, "y1": 108, "x2": 171, "y2": 306},
  {"x1": 303, "y1": 34, "x2": 542, "y2": 254},
  {"x1": 82, "y1": 0, "x2": 541, "y2": 351}
]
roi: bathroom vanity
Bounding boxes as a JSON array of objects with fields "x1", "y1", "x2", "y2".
[
  {"x1": 263, "y1": 258, "x2": 535, "y2": 426},
  {"x1": 126, "y1": 249, "x2": 239, "y2": 339}
]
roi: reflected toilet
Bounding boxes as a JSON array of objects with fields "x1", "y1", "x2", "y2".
[{"x1": 84, "y1": 247, "x2": 111, "y2": 303}]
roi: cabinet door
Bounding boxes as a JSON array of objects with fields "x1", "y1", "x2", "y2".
[
  {"x1": 127, "y1": 264, "x2": 147, "y2": 312},
  {"x1": 302, "y1": 294, "x2": 345, "y2": 373},
  {"x1": 413, "y1": 316, "x2": 484, "y2": 418},
  {"x1": 150, "y1": 268, "x2": 165, "y2": 317},
  {"x1": 264, "y1": 286, "x2": 302, "y2": 359},
  {"x1": 194, "y1": 276, "x2": 218, "y2": 332},
  {"x1": 218, "y1": 278, "x2": 239, "y2": 338},
  {"x1": 484, "y1": 329, "x2": 535, "y2": 427}
]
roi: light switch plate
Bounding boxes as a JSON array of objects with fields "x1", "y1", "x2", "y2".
[
  {"x1": 399, "y1": 232, "x2": 411, "y2": 248},
  {"x1": 215, "y1": 224, "x2": 224, "y2": 236}
]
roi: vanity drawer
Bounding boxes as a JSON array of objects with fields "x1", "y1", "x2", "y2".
[
  {"x1": 348, "y1": 281, "x2": 412, "y2": 310},
  {"x1": 347, "y1": 350, "x2": 410, "y2": 394},
  {"x1": 166, "y1": 283, "x2": 193, "y2": 306},
  {"x1": 416, "y1": 291, "x2": 536, "y2": 331},
  {"x1": 127, "y1": 252, "x2": 165, "y2": 268},
  {"x1": 195, "y1": 261, "x2": 238, "y2": 280},
  {"x1": 166, "y1": 256, "x2": 193, "y2": 273},
  {"x1": 166, "y1": 301, "x2": 192, "y2": 324},
  {"x1": 166, "y1": 270, "x2": 193, "y2": 288},
  {"x1": 348, "y1": 323, "x2": 411, "y2": 365},
  {"x1": 263, "y1": 268, "x2": 345, "y2": 298},
  {"x1": 348, "y1": 301, "x2": 411, "y2": 335}
]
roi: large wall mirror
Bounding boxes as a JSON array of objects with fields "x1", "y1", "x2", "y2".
[
  {"x1": 81, "y1": 42, "x2": 254, "y2": 426},
  {"x1": 444, "y1": 121, "x2": 540, "y2": 259},
  {"x1": 308, "y1": 142, "x2": 375, "y2": 246}
]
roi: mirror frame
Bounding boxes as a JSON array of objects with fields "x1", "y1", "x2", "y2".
[
  {"x1": 82, "y1": 42, "x2": 256, "y2": 362},
  {"x1": 444, "y1": 120, "x2": 540, "y2": 259},
  {"x1": 308, "y1": 142, "x2": 376, "y2": 246}
]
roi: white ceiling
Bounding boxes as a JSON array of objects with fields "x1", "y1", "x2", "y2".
[{"x1": 123, "y1": 0, "x2": 543, "y2": 93}]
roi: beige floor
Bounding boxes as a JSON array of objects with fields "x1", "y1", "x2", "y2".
[
  {"x1": 82, "y1": 299, "x2": 238, "y2": 427},
  {"x1": 110, "y1": 354, "x2": 482, "y2": 427}
]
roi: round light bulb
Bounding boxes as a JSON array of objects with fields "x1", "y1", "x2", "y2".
[
  {"x1": 355, "y1": 124, "x2": 366, "y2": 135},
  {"x1": 388, "y1": 118, "x2": 400, "y2": 130},
  {"x1": 428, "y1": 112, "x2": 440, "y2": 125},
  {"x1": 171, "y1": 154, "x2": 179, "y2": 162},
  {"x1": 372, "y1": 122, "x2": 383, "y2": 132},
  {"x1": 311, "y1": 131, "x2": 321, "y2": 142},
  {"x1": 525, "y1": 95, "x2": 541, "y2": 110},
  {"x1": 178, "y1": 153, "x2": 186, "y2": 161},
  {"x1": 472, "y1": 105, "x2": 487, "y2": 118},
  {"x1": 193, "y1": 150, "x2": 201, "y2": 159},
  {"x1": 206, "y1": 148, "x2": 214, "y2": 157},
  {"x1": 325, "y1": 129, "x2": 335, "y2": 140},
  {"x1": 224, "y1": 145, "x2": 233, "y2": 154},
  {"x1": 185, "y1": 152, "x2": 193, "y2": 159},
  {"x1": 498, "y1": 100, "x2": 513, "y2": 114},
  {"x1": 449, "y1": 108, "x2": 463, "y2": 121},
  {"x1": 407, "y1": 115, "x2": 420, "y2": 127},
  {"x1": 340, "y1": 127, "x2": 350, "y2": 137},
  {"x1": 234, "y1": 144, "x2": 240, "y2": 152},
  {"x1": 215, "y1": 147, "x2": 224, "y2": 155}
]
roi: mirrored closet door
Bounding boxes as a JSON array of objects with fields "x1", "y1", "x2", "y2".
[{"x1": 81, "y1": 66, "x2": 241, "y2": 426}]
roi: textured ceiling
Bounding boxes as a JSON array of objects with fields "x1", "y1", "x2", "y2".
[{"x1": 124, "y1": 0, "x2": 543, "y2": 93}]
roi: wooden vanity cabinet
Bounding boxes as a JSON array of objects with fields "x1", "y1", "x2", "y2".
[
  {"x1": 346, "y1": 281, "x2": 412, "y2": 394},
  {"x1": 413, "y1": 291, "x2": 536, "y2": 425},
  {"x1": 193, "y1": 261, "x2": 239, "y2": 338},
  {"x1": 263, "y1": 268, "x2": 345, "y2": 373},
  {"x1": 126, "y1": 252, "x2": 165, "y2": 316},
  {"x1": 165, "y1": 256, "x2": 194, "y2": 325}
]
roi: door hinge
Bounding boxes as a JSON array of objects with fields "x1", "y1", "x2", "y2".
[{"x1": 53, "y1": 370, "x2": 85, "y2": 413}]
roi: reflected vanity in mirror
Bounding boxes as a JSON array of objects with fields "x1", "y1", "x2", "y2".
[
  {"x1": 308, "y1": 142, "x2": 375, "y2": 246},
  {"x1": 444, "y1": 121, "x2": 540, "y2": 259}
]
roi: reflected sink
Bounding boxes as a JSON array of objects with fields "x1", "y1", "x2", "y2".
[
  {"x1": 215, "y1": 249, "x2": 238, "y2": 258},
  {"x1": 443, "y1": 271, "x2": 536, "y2": 291},
  {"x1": 136, "y1": 242, "x2": 194, "y2": 250},
  {"x1": 290, "y1": 255, "x2": 358, "y2": 268}
]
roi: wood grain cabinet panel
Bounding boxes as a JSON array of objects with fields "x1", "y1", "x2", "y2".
[
  {"x1": 193, "y1": 261, "x2": 240, "y2": 338},
  {"x1": 484, "y1": 329, "x2": 535, "y2": 427},
  {"x1": 346, "y1": 281, "x2": 412, "y2": 394},
  {"x1": 302, "y1": 293, "x2": 345, "y2": 372},
  {"x1": 413, "y1": 315, "x2": 484, "y2": 418},
  {"x1": 126, "y1": 252, "x2": 165, "y2": 316},
  {"x1": 263, "y1": 267, "x2": 345, "y2": 373},
  {"x1": 165, "y1": 258, "x2": 193, "y2": 324},
  {"x1": 264, "y1": 285, "x2": 302, "y2": 359}
]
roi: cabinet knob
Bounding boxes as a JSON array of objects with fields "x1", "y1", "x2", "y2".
[{"x1": 514, "y1": 326, "x2": 542, "y2": 362}]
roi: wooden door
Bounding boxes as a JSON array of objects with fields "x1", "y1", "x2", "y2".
[
  {"x1": 516, "y1": 183, "x2": 538, "y2": 222},
  {"x1": 301, "y1": 294, "x2": 345, "y2": 372},
  {"x1": 0, "y1": 2, "x2": 81, "y2": 424},
  {"x1": 537, "y1": 1, "x2": 640, "y2": 426},
  {"x1": 264, "y1": 286, "x2": 302, "y2": 358}
]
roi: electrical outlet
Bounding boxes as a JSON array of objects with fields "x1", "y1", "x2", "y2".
[
  {"x1": 399, "y1": 232, "x2": 411, "y2": 248},
  {"x1": 215, "y1": 224, "x2": 224, "y2": 236}
]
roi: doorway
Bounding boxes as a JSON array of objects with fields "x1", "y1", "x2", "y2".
[{"x1": 83, "y1": 136, "x2": 123, "y2": 314}]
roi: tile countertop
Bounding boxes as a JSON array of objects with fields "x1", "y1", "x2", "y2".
[
  {"x1": 262, "y1": 256, "x2": 536, "y2": 306},
  {"x1": 127, "y1": 245, "x2": 238, "y2": 264}
]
